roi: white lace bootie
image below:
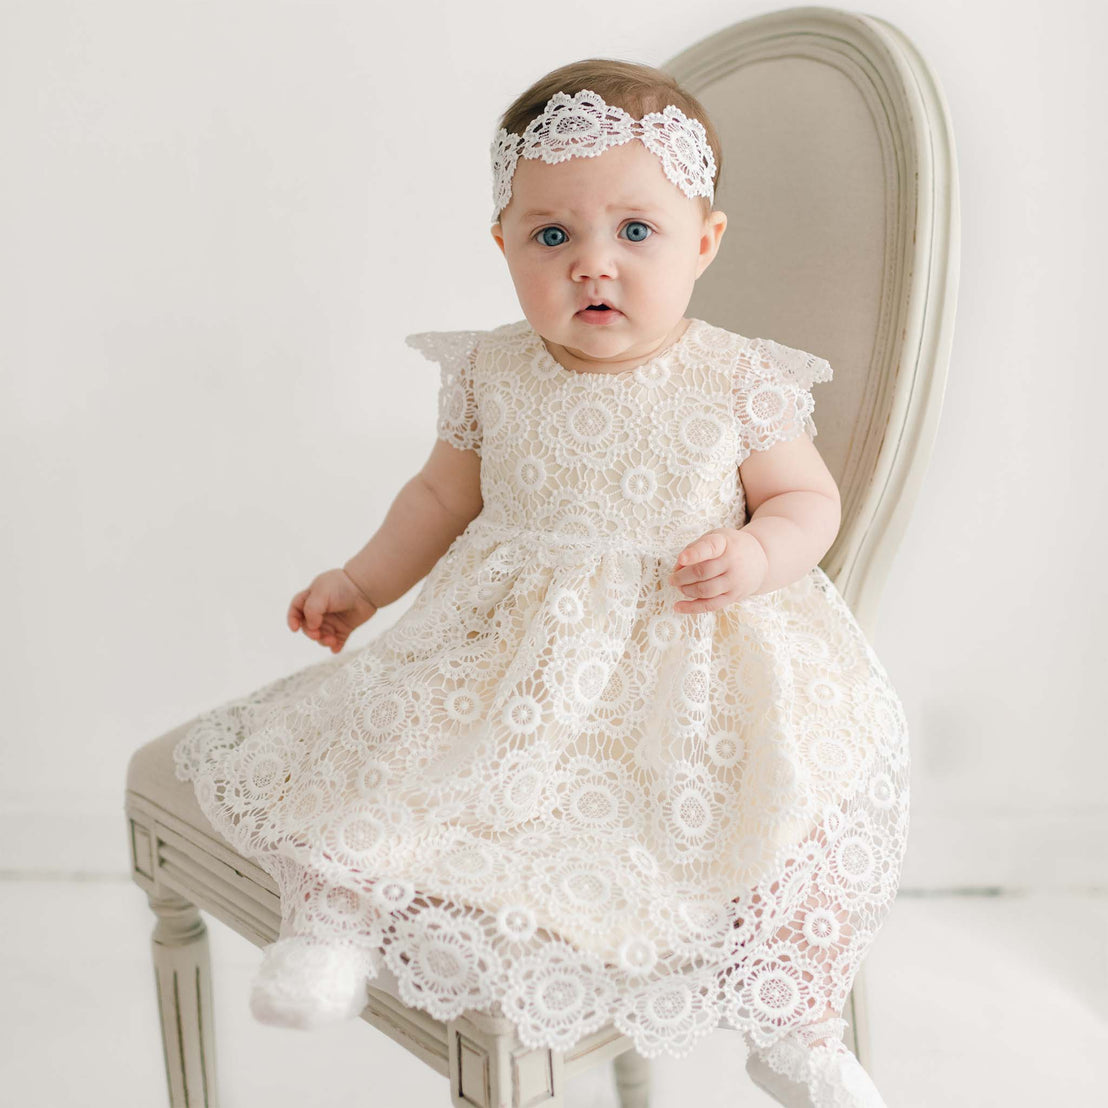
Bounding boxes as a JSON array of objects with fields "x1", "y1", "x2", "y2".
[
  {"x1": 744, "y1": 1017, "x2": 889, "y2": 1108},
  {"x1": 249, "y1": 934, "x2": 380, "y2": 1031}
]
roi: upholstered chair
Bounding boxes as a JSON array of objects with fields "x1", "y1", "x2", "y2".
[{"x1": 125, "y1": 7, "x2": 957, "y2": 1104}]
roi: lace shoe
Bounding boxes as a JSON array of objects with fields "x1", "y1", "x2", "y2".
[
  {"x1": 249, "y1": 934, "x2": 380, "y2": 1030},
  {"x1": 744, "y1": 1017, "x2": 889, "y2": 1108}
]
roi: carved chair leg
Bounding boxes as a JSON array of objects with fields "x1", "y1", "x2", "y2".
[
  {"x1": 447, "y1": 1011, "x2": 565, "y2": 1107},
  {"x1": 612, "y1": 1048, "x2": 651, "y2": 1108},
  {"x1": 845, "y1": 966, "x2": 871, "y2": 1067},
  {"x1": 148, "y1": 890, "x2": 219, "y2": 1108}
]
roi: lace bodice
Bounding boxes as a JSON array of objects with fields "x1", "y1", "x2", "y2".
[{"x1": 405, "y1": 317, "x2": 832, "y2": 555}]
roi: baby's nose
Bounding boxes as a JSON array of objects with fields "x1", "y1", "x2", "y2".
[{"x1": 570, "y1": 243, "x2": 617, "y2": 281}]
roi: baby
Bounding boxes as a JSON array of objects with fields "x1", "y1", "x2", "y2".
[
  {"x1": 289, "y1": 84, "x2": 839, "y2": 649},
  {"x1": 180, "y1": 57, "x2": 907, "y2": 1108}
]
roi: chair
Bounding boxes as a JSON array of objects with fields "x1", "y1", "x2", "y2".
[{"x1": 125, "y1": 7, "x2": 958, "y2": 1105}]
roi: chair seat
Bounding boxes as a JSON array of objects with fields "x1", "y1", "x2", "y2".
[
  {"x1": 125, "y1": 718, "x2": 289, "y2": 944},
  {"x1": 127, "y1": 720, "x2": 430, "y2": 1000},
  {"x1": 127, "y1": 721, "x2": 218, "y2": 841}
]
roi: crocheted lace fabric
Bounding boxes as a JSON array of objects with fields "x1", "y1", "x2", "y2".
[{"x1": 173, "y1": 317, "x2": 910, "y2": 1060}]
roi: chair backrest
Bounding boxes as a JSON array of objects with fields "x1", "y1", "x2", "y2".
[{"x1": 666, "y1": 6, "x2": 959, "y2": 633}]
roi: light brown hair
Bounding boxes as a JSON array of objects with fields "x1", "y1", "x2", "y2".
[{"x1": 496, "y1": 58, "x2": 723, "y2": 220}]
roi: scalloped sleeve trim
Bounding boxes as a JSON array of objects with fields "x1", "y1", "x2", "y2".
[
  {"x1": 733, "y1": 336, "x2": 833, "y2": 460},
  {"x1": 405, "y1": 329, "x2": 485, "y2": 457}
]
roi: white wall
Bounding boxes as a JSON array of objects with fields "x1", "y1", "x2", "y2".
[{"x1": 1, "y1": 0, "x2": 1104, "y2": 890}]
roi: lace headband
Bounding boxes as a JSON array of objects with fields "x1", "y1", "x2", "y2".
[{"x1": 490, "y1": 88, "x2": 716, "y2": 221}]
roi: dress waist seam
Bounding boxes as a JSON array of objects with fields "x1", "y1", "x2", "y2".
[{"x1": 466, "y1": 517, "x2": 682, "y2": 559}]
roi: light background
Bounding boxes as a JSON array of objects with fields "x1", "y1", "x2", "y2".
[
  {"x1": 4, "y1": 2, "x2": 1107, "y2": 1105},
  {"x1": 2, "y1": 0, "x2": 1103, "y2": 912}
]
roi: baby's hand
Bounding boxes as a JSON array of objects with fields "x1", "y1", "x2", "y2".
[
  {"x1": 287, "y1": 568, "x2": 378, "y2": 653},
  {"x1": 667, "y1": 528, "x2": 768, "y2": 614}
]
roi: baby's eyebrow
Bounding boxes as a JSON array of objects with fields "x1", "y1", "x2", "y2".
[{"x1": 520, "y1": 205, "x2": 655, "y2": 220}]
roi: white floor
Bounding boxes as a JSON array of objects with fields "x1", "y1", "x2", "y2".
[{"x1": 1, "y1": 880, "x2": 1104, "y2": 1107}]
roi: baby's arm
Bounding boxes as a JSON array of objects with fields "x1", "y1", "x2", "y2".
[
  {"x1": 342, "y1": 438, "x2": 483, "y2": 608},
  {"x1": 669, "y1": 434, "x2": 839, "y2": 612},
  {"x1": 737, "y1": 433, "x2": 840, "y2": 594},
  {"x1": 288, "y1": 439, "x2": 481, "y2": 651}
]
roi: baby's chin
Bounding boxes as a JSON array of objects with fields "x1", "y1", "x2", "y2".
[{"x1": 548, "y1": 327, "x2": 682, "y2": 373}]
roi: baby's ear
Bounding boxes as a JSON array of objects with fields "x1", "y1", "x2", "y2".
[
  {"x1": 696, "y1": 210, "x2": 727, "y2": 277},
  {"x1": 490, "y1": 222, "x2": 506, "y2": 256}
]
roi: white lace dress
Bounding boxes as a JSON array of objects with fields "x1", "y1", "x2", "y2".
[{"x1": 174, "y1": 317, "x2": 910, "y2": 1060}]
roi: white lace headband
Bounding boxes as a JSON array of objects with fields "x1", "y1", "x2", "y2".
[{"x1": 490, "y1": 88, "x2": 716, "y2": 221}]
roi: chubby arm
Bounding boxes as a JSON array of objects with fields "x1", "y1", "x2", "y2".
[
  {"x1": 669, "y1": 434, "x2": 840, "y2": 611},
  {"x1": 342, "y1": 438, "x2": 483, "y2": 608},
  {"x1": 738, "y1": 433, "x2": 840, "y2": 594}
]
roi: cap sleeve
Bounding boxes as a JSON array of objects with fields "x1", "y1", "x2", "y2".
[
  {"x1": 405, "y1": 330, "x2": 485, "y2": 457},
  {"x1": 733, "y1": 336, "x2": 833, "y2": 459}
]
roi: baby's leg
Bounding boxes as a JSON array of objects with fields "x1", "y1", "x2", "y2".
[
  {"x1": 731, "y1": 877, "x2": 888, "y2": 1105},
  {"x1": 770, "y1": 891, "x2": 853, "y2": 1044},
  {"x1": 250, "y1": 862, "x2": 384, "y2": 1030},
  {"x1": 729, "y1": 880, "x2": 854, "y2": 1040}
]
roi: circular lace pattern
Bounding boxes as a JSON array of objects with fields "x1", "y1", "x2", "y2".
[{"x1": 174, "y1": 318, "x2": 909, "y2": 1059}]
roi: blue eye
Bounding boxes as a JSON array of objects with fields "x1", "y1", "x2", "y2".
[
  {"x1": 622, "y1": 221, "x2": 652, "y2": 242},
  {"x1": 537, "y1": 226, "x2": 567, "y2": 247}
]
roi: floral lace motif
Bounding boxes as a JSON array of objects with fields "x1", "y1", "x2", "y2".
[
  {"x1": 736, "y1": 337, "x2": 833, "y2": 456},
  {"x1": 174, "y1": 318, "x2": 909, "y2": 1060},
  {"x1": 490, "y1": 89, "x2": 716, "y2": 219}
]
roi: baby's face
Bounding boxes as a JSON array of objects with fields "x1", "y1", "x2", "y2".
[{"x1": 491, "y1": 140, "x2": 725, "y2": 371}]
